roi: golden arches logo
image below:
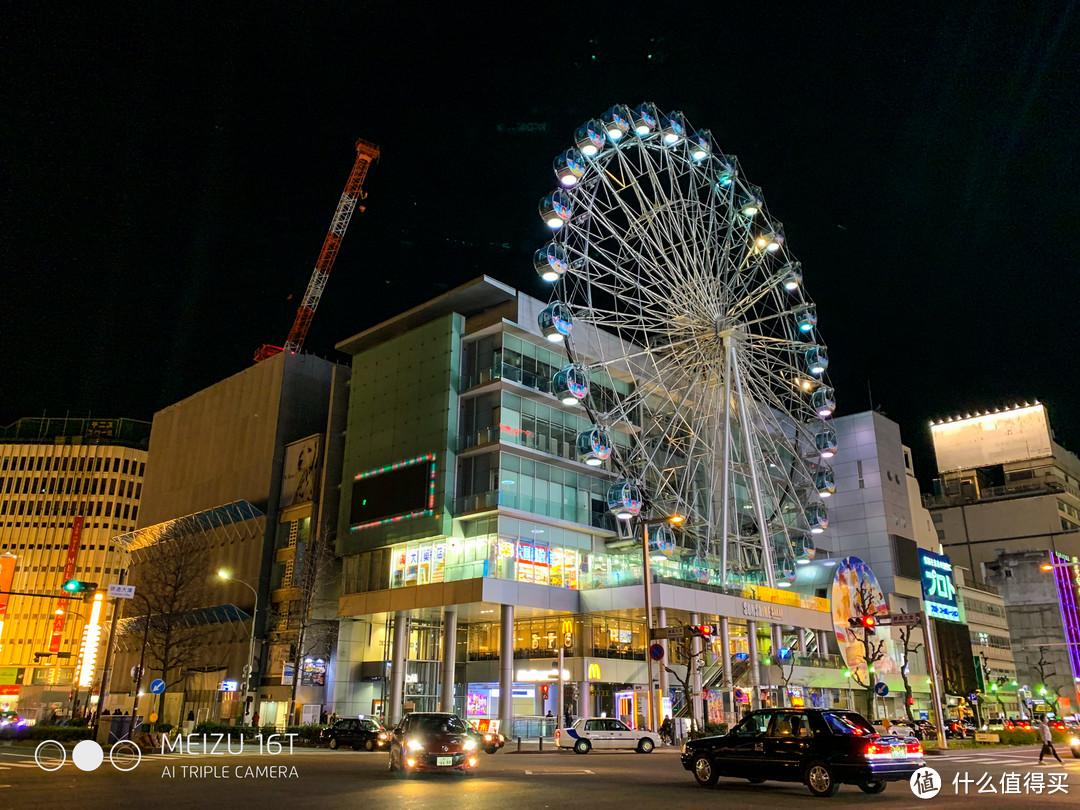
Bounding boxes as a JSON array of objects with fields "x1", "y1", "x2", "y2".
[
  {"x1": 561, "y1": 619, "x2": 574, "y2": 634},
  {"x1": 588, "y1": 663, "x2": 601, "y2": 680}
]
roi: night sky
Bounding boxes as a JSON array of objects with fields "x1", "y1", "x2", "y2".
[{"x1": 3, "y1": 2, "x2": 1078, "y2": 486}]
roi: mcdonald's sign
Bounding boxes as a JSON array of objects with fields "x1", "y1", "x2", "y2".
[{"x1": 587, "y1": 662, "x2": 602, "y2": 680}]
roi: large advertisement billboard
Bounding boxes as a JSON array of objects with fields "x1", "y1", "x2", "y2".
[
  {"x1": 919, "y1": 549, "x2": 961, "y2": 622},
  {"x1": 830, "y1": 556, "x2": 897, "y2": 676},
  {"x1": 281, "y1": 435, "x2": 321, "y2": 507},
  {"x1": 931, "y1": 403, "x2": 1052, "y2": 472}
]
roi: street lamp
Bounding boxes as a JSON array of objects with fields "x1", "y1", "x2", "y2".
[
  {"x1": 217, "y1": 570, "x2": 259, "y2": 719},
  {"x1": 639, "y1": 513, "x2": 684, "y2": 733}
]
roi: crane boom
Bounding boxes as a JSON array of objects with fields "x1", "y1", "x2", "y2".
[{"x1": 255, "y1": 137, "x2": 380, "y2": 362}]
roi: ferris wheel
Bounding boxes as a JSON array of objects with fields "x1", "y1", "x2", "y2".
[{"x1": 533, "y1": 103, "x2": 837, "y2": 589}]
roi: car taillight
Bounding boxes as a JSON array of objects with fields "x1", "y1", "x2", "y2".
[
  {"x1": 555, "y1": 730, "x2": 560, "y2": 739},
  {"x1": 866, "y1": 742, "x2": 891, "y2": 756},
  {"x1": 906, "y1": 741, "x2": 923, "y2": 755}
]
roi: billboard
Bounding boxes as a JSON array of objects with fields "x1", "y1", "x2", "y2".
[
  {"x1": 0, "y1": 555, "x2": 16, "y2": 644},
  {"x1": 934, "y1": 619, "x2": 979, "y2": 697},
  {"x1": 830, "y1": 556, "x2": 898, "y2": 676},
  {"x1": 281, "y1": 435, "x2": 321, "y2": 507},
  {"x1": 919, "y1": 549, "x2": 960, "y2": 622},
  {"x1": 931, "y1": 404, "x2": 1052, "y2": 472}
]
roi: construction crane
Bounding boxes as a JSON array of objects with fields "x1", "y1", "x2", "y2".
[{"x1": 255, "y1": 137, "x2": 381, "y2": 362}]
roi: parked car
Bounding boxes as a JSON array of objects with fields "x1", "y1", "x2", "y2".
[
  {"x1": 319, "y1": 717, "x2": 389, "y2": 751},
  {"x1": 944, "y1": 720, "x2": 968, "y2": 739},
  {"x1": 388, "y1": 712, "x2": 479, "y2": 776},
  {"x1": 873, "y1": 719, "x2": 916, "y2": 738},
  {"x1": 555, "y1": 717, "x2": 660, "y2": 754},
  {"x1": 681, "y1": 708, "x2": 924, "y2": 797},
  {"x1": 0, "y1": 711, "x2": 28, "y2": 730},
  {"x1": 466, "y1": 725, "x2": 505, "y2": 754}
]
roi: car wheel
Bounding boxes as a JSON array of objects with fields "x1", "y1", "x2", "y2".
[
  {"x1": 859, "y1": 781, "x2": 887, "y2": 794},
  {"x1": 329, "y1": 737, "x2": 339, "y2": 750},
  {"x1": 1072, "y1": 749, "x2": 1080, "y2": 759},
  {"x1": 485, "y1": 746, "x2": 497, "y2": 755},
  {"x1": 365, "y1": 739, "x2": 375, "y2": 752},
  {"x1": 805, "y1": 761, "x2": 840, "y2": 797},
  {"x1": 574, "y1": 739, "x2": 591, "y2": 755},
  {"x1": 637, "y1": 738, "x2": 655, "y2": 754},
  {"x1": 692, "y1": 754, "x2": 718, "y2": 787}
]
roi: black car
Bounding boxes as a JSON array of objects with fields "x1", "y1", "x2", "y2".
[
  {"x1": 320, "y1": 718, "x2": 390, "y2": 751},
  {"x1": 466, "y1": 726, "x2": 506, "y2": 754},
  {"x1": 681, "y1": 708, "x2": 924, "y2": 797}
]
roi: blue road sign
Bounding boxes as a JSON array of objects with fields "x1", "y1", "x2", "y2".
[
  {"x1": 150, "y1": 679, "x2": 166, "y2": 695},
  {"x1": 874, "y1": 682, "x2": 889, "y2": 697},
  {"x1": 649, "y1": 643, "x2": 665, "y2": 661}
]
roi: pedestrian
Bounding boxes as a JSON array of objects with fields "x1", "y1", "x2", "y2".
[
  {"x1": 660, "y1": 717, "x2": 673, "y2": 745},
  {"x1": 564, "y1": 709, "x2": 572, "y2": 728},
  {"x1": 546, "y1": 710, "x2": 553, "y2": 718},
  {"x1": 1038, "y1": 717, "x2": 1063, "y2": 765},
  {"x1": 252, "y1": 711, "x2": 260, "y2": 728},
  {"x1": 320, "y1": 709, "x2": 328, "y2": 725}
]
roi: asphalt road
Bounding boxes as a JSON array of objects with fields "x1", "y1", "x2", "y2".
[{"x1": 1, "y1": 741, "x2": 1077, "y2": 809}]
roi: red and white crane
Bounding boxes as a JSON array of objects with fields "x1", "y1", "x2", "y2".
[{"x1": 255, "y1": 137, "x2": 380, "y2": 362}]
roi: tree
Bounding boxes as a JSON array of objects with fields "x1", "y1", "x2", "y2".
[
  {"x1": 281, "y1": 520, "x2": 339, "y2": 725},
  {"x1": 126, "y1": 532, "x2": 215, "y2": 721},
  {"x1": 771, "y1": 646, "x2": 798, "y2": 708},
  {"x1": 1027, "y1": 646, "x2": 1067, "y2": 711},
  {"x1": 896, "y1": 617, "x2": 923, "y2": 722},
  {"x1": 846, "y1": 579, "x2": 888, "y2": 718},
  {"x1": 663, "y1": 624, "x2": 708, "y2": 732}
]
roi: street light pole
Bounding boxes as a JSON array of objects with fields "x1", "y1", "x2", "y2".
[{"x1": 218, "y1": 571, "x2": 259, "y2": 722}]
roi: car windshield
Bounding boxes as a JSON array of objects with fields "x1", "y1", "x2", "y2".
[
  {"x1": 359, "y1": 719, "x2": 380, "y2": 731},
  {"x1": 411, "y1": 715, "x2": 468, "y2": 734},
  {"x1": 823, "y1": 712, "x2": 876, "y2": 736}
]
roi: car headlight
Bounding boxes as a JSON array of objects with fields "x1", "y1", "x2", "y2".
[
  {"x1": 464, "y1": 739, "x2": 477, "y2": 751},
  {"x1": 483, "y1": 733, "x2": 494, "y2": 742},
  {"x1": 1070, "y1": 737, "x2": 1079, "y2": 746},
  {"x1": 406, "y1": 739, "x2": 424, "y2": 752},
  {"x1": 378, "y1": 733, "x2": 388, "y2": 740}
]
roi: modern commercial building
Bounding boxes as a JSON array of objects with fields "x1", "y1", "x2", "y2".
[
  {"x1": 0, "y1": 416, "x2": 150, "y2": 720},
  {"x1": 330, "y1": 277, "x2": 877, "y2": 735},
  {"x1": 110, "y1": 351, "x2": 348, "y2": 726}
]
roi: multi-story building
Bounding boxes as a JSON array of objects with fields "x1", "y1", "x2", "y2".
[
  {"x1": 331, "y1": 277, "x2": 868, "y2": 734},
  {"x1": 984, "y1": 549, "x2": 1080, "y2": 718},
  {"x1": 110, "y1": 352, "x2": 348, "y2": 726},
  {"x1": 925, "y1": 403, "x2": 1080, "y2": 574},
  {"x1": 0, "y1": 416, "x2": 149, "y2": 720},
  {"x1": 953, "y1": 566, "x2": 1019, "y2": 719}
]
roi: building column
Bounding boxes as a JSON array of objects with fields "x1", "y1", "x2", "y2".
[
  {"x1": 690, "y1": 612, "x2": 703, "y2": 729},
  {"x1": 772, "y1": 624, "x2": 785, "y2": 707},
  {"x1": 388, "y1": 611, "x2": 409, "y2": 727},
  {"x1": 440, "y1": 606, "x2": 457, "y2": 713},
  {"x1": 747, "y1": 620, "x2": 760, "y2": 710},
  {"x1": 577, "y1": 679, "x2": 589, "y2": 720},
  {"x1": 657, "y1": 607, "x2": 669, "y2": 719},
  {"x1": 500, "y1": 604, "x2": 514, "y2": 733},
  {"x1": 794, "y1": 627, "x2": 805, "y2": 655},
  {"x1": 817, "y1": 630, "x2": 830, "y2": 658},
  {"x1": 719, "y1": 617, "x2": 733, "y2": 721}
]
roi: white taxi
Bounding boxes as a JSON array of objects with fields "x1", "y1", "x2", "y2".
[{"x1": 555, "y1": 717, "x2": 660, "y2": 754}]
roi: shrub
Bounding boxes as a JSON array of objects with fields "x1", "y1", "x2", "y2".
[
  {"x1": 284, "y1": 724, "x2": 324, "y2": 743},
  {"x1": 0, "y1": 725, "x2": 94, "y2": 742}
]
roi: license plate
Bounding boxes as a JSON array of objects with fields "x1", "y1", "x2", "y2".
[
  {"x1": 891, "y1": 746, "x2": 906, "y2": 758},
  {"x1": 436, "y1": 756, "x2": 453, "y2": 766}
]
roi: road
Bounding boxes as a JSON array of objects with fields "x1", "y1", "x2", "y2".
[{"x1": 0, "y1": 741, "x2": 1077, "y2": 809}]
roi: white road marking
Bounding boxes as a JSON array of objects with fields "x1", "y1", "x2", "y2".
[{"x1": 525, "y1": 769, "x2": 595, "y2": 774}]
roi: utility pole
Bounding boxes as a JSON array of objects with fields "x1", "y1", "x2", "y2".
[{"x1": 94, "y1": 570, "x2": 126, "y2": 730}]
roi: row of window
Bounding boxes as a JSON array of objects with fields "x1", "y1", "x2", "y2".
[
  {"x1": 0, "y1": 455, "x2": 144, "y2": 475},
  {"x1": 0, "y1": 543, "x2": 116, "y2": 551},
  {"x1": 1, "y1": 476, "x2": 142, "y2": 498},
  {"x1": 0, "y1": 522, "x2": 131, "y2": 532},
  {"x1": 0, "y1": 501, "x2": 138, "y2": 520},
  {"x1": 971, "y1": 631, "x2": 1011, "y2": 650},
  {"x1": 964, "y1": 597, "x2": 1007, "y2": 619}
]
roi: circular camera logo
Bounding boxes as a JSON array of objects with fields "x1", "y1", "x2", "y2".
[
  {"x1": 35, "y1": 739, "x2": 142, "y2": 772},
  {"x1": 910, "y1": 766, "x2": 942, "y2": 799}
]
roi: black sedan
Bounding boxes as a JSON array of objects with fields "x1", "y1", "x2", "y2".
[
  {"x1": 682, "y1": 708, "x2": 924, "y2": 797},
  {"x1": 466, "y1": 726, "x2": 506, "y2": 754},
  {"x1": 320, "y1": 718, "x2": 390, "y2": 751}
]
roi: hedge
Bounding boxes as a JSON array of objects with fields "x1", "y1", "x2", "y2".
[{"x1": 0, "y1": 725, "x2": 94, "y2": 742}]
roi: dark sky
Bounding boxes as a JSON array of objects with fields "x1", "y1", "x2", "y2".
[{"x1": 3, "y1": 2, "x2": 1078, "y2": 486}]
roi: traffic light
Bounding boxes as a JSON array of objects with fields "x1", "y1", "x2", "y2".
[
  {"x1": 687, "y1": 624, "x2": 715, "y2": 639},
  {"x1": 541, "y1": 684, "x2": 550, "y2": 699},
  {"x1": 907, "y1": 697, "x2": 915, "y2": 706},
  {"x1": 62, "y1": 580, "x2": 98, "y2": 600},
  {"x1": 847, "y1": 614, "x2": 876, "y2": 635}
]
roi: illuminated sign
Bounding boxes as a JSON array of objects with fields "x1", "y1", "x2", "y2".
[
  {"x1": 499, "y1": 424, "x2": 533, "y2": 438},
  {"x1": 349, "y1": 454, "x2": 437, "y2": 531},
  {"x1": 77, "y1": 593, "x2": 104, "y2": 688},
  {"x1": 919, "y1": 549, "x2": 960, "y2": 622},
  {"x1": 588, "y1": 662, "x2": 601, "y2": 680},
  {"x1": 930, "y1": 403, "x2": 1051, "y2": 472},
  {"x1": 516, "y1": 668, "x2": 570, "y2": 682},
  {"x1": 220, "y1": 680, "x2": 239, "y2": 692}
]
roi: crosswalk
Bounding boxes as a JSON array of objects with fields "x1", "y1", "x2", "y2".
[
  {"x1": 930, "y1": 750, "x2": 1080, "y2": 769},
  {"x1": 0, "y1": 749, "x2": 237, "y2": 771}
]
